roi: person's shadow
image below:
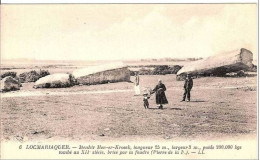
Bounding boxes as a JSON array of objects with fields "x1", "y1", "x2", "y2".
[
  {"x1": 169, "y1": 107, "x2": 182, "y2": 110},
  {"x1": 189, "y1": 100, "x2": 206, "y2": 102},
  {"x1": 147, "y1": 107, "x2": 182, "y2": 110},
  {"x1": 147, "y1": 108, "x2": 161, "y2": 110}
]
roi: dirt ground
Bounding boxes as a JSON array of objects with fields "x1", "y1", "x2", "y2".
[{"x1": 1, "y1": 75, "x2": 257, "y2": 142}]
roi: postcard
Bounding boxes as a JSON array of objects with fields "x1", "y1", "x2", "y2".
[{"x1": 0, "y1": 2, "x2": 258, "y2": 159}]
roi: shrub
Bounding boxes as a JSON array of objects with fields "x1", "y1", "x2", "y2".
[
  {"x1": 1, "y1": 72, "x2": 17, "y2": 79},
  {"x1": 19, "y1": 70, "x2": 50, "y2": 83},
  {"x1": 248, "y1": 64, "x2": 257, "y2": 72},
  {"x1": 153, "y1": 65, "x2": 182, "y2": 75},
  {"x1": 139, "y1": 68, "x2": 153, "y2": 75},
  {"x1": 39, "y1": 70, "x2": 50, "y2": 78},
  {"x1": 130, "y1": 65, "x2": 183, "y2": 76},
  {"x1": 130, "y1": 71, "x2": 136, "y2": 76},
  {"x1": 19, "y1": 70, "x2": 40, "y2": 83}
]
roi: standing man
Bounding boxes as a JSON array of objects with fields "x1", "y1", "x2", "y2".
[
  {"x1": 181, "y1": 74, "x2": 193, "y2": 102},
  {"x1": 152, "y1": 79, "x2": 168, "y2": 109},
  {"x1": 134, "y1": 72, "x2": 140, "y2": 95}
]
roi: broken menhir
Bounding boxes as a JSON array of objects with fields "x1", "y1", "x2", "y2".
[{"x1": 176, "y1": 48, "x2": 253, "y2": 80}]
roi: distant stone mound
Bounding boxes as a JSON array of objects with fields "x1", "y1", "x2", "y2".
[
  {"x1": 0, "y1": 76, "x2": 21, "y2": 92},
  {"x1": 34, "y1": 73, "x2": 74, "y2": 88}
]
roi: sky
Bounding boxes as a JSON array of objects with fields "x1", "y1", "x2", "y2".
[{"x1": 1, "y1": 4, "x2": 258, "y2": 61}]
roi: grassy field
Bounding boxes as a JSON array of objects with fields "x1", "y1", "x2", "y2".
[{"x1": 1, "y1": 74, "x2": 257, "y2": 142}]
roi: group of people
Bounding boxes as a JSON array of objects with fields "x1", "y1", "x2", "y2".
[{"x1": 134, "y1": 72, "x2": 193, "y2": 109}]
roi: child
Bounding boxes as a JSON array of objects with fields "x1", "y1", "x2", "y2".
[{"x1": 143, "y1": 93, "x2": 150, "y2": 109}]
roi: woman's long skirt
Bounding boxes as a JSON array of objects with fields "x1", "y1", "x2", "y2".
[{"x1": 134, "y1": 85, "x2": 140, "y2": 95}]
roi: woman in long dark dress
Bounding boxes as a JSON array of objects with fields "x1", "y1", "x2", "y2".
[{"x1": 152, "y1": 79, "x2": 168, "y2": 109}]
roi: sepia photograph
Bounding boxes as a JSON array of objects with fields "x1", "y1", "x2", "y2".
[{"x1": 0, "y1": 2, "x2": 258, "y2": 159}]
